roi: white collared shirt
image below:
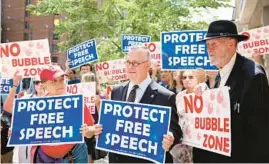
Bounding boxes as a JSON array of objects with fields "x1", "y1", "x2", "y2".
[
  {"x1": 219, "y1": 53, "x2": 237, "y2": 87},
  {"x1": 126, "y1": 75, "x2": 152, "y2": 103}
]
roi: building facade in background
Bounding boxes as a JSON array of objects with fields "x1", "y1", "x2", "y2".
[
  {"x1": 234, "y1": 0, "x2": 269, "y2": 80},
  {"x1": 1, "y1": 0, "x2": 66, "y2": 67}
]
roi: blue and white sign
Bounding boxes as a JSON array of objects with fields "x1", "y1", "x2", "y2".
[
  {"x1": 0, "y1": 79, "x2": 21, "y2": 95},
  {"x1": 8, "y1": 94, "x2": 84, "y2": 146},
  {"x1": 96, "y1": 100, "x2": 171, "y2": 164},
  {"x1": 121, "y1": 34, "x2": 151, "y2": 53},
  {"x1": 67, "y1": 39, "x2": 98, "y2": 69},
  {"x1": 161, "y1": 30, "x2": 218, "y2": 70},
  {"x1": 0, "y1": 79, "x2": 13, "y2": 94}
]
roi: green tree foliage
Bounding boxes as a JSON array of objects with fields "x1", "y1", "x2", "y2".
[{"x1": 28, "y1": 0, "x2": 230, "y2": 61}]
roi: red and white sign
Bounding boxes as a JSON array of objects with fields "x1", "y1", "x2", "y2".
[
  {"x1": 66, "y1": 82, "x2": 96, "y2": 114},
  {"x1": 95, "y1": 59, "x2": 127, "y2": 84},
  {"x1": 0, "y1": 39, "x2": 51, "y2": 78},
  {"x1": 238, "y1": 26, "x2": 269, "y2": 57},
  {"x1": 145, "y1": 42, "x2": 161, "y2": 67},
  {"x1": 177, "y1": 87, "x2": 231, "y2": 156}
]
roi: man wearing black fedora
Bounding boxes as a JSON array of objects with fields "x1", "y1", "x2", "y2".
[{"x1": 193, "y1": 20, "x2": 269, "y2": 162}]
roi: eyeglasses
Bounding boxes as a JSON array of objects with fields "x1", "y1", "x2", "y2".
[
  {"x1": 182, "y1": 75, "x2": 195, "y2": 80},
  {"x1": 124, "y1": 60, "x2": 148, "y2": 67},
  {"x1": 34, "y1": 81, "x2": 41, "y2": 85}
]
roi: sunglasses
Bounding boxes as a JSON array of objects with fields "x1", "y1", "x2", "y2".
[
  {"x1": 34, "y1": 81, "x2": 41, "y2": 85},
  {"x1": 182, "y1": 75, "x2": 194, "y2": 80}
]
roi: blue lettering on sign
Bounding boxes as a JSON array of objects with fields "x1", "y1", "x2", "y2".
[
  {"x1": 96, "y1": 100, "x2": 171, "y2": 163},
  {"x1": 8, "y1": 94, "x2": 84, "y2": 146},
  {"x1": 67, "y1": 39, "x2": 98, "y2": 69},
  {"x1": 161, "y1": 31, "x2": 218, "y2": 70},
  {"x1": 121, "y1": 34, "x2": 151, "y2": 53},
  {"x1": 0, "y1": 79, "x2": 13, "y2": 94}
]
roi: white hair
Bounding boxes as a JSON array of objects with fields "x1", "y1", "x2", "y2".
[{"x1": 127, "y1": 44, "x2": 151, "y2": 61}]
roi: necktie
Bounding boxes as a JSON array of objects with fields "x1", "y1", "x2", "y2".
[
  {"x1": 127, "y1": 85, "x2": 139, "y2": 102},
  {"x1": 215, "y1": 73, "x2": 221, "y2": 88}
]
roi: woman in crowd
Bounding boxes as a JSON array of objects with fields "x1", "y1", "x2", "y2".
[
  {"x1": 31, "y1": 65, "x2": 96, "y2": 163},
  {"x1": 3, "y1": 71, "x2": 47, "y2": 163},
  {"x1": 171, "y1": 70, "x2": 201, "y2": 163}
]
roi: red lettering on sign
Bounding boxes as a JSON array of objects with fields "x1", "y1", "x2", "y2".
[
  {"x1": 67, "y1": 85, "x2": 78, "y2": 94},
  {"x1": 203, "y1": 134, "x2": 230, "y2": 153},
  {"x1": 145, "y1": 42, "x2": 156, "y2": 52},
  {"x1": 195, "y1": 117, "x2": 230, "y2": 132},
  {"x1": 12, "y1": 57, "x2": 50, "y2": 67},
  {"x1": 243, "y1": 39, "x2": 269, "y2": 49},
  {"x1": 184, "y1": 95, "x2": 203, "y2": 113},
  {"x1": 1, "y1": 43, "x2": 20, "y2": 57},
  {"x1": 95, "y1": 62, "x2": 109, "y2": 71},
  {"x1": 254, "y1": 47, "x2": 269, "y2": 54},
  {"x1": 23, "y1": 68, "x2": 42, "y2": 76},
  {"x1": 111, "y1": 74, "x2": 127, "y2": 81}
]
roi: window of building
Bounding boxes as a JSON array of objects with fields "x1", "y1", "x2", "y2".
[
  {"x1": 24, "y1": 33, "x2": 29, "y2": 40},
  {"x1": 53, "y1": 31, "x2": 59, "y2": 40},
  {"x1": 51, "y1": 56, "x2": 58, "y2": 63},
  {"x1": 52, "y1": 44, "x2": 59, "y2": 52},
  {"x1": 25, "y1": 0, "x2": 31, "y2": 5},
  {"x1": 25, "y1": 22, "x2": 29, "y2": 29},
  {"x1": 25, "y1": 11, "x2": 29, "y2": 17}
]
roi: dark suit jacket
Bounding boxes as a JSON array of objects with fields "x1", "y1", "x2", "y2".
[
  {"x1": 193, "y1": 54, "x2": 269, "y2": 163},
  {"x1": 109, "y1": 80, "x2": 182, "y2": 163}
]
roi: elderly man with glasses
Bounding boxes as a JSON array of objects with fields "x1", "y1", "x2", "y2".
[{"x1": 95, "y1": 45, "x2": 182, "y2": 163}]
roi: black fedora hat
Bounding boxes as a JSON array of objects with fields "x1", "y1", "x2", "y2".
[{"x1": 199, "y1": 20, "x2": 249, "y2": 42}]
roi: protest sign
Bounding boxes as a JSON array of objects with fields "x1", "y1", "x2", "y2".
[
  {"x1": 0, "y1": 79, "x2": 13, "y2": 95},
  {"x1": 238, "y1": 26, "x2": 269, "y2": 57},
  {"x1": 8, "y1": 94, "x2": 84, "y2": 146},
  {"x1": 121, "y1": 34, "x2": 151, "y2": 53},
  {"x1": 96, "y1": 100, "x2": 171, "y2": 163},
  {"x1": 66, "y1": 82, "x2": 96, "y2": 114},
  {"x1": 145, "y1": 42, "x2": 161, "y2": 67},
  {"x1": 161, "y1": 30, "x2": 217, "y2": 70},
  {"x1": 0, "y1": 39, "x2": 51, "y2": 78},
  {"x1": 95, "y1": 59, "x2": 127, "y2": 84},
  {"x1": 67, "y1": 39, "x2": 98, "y2": 69},
  {"x1": 176, "y1": 87, "x2": 231, "y2": 156},
  {"x1": 0, "y1": 79, "x2": 22, "y2": 95}
]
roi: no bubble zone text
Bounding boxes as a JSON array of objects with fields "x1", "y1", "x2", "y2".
[
  {"x1": 1, "y1": 43, "x2": 50, "y2": 77},
  {"x1": 184, "y1": 94, "x2": 230, "y2": 154}
]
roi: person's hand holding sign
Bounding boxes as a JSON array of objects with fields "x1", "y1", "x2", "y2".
[
  {"x1": 80, "y1": 124, "x2": 95, "y2": 138},
  {"x1": 162, "y1": 132, "x2": 175, "y2": 152},
  {"x1": 81, "y1": 124, "x2": 103, "y2": 139},
  {"x1": 194, "y1": 82, "x2": 208, "y2": 96},
  {"x1": 93, "y1": 124, "x2": 103, "y2": 139},
  {"x1": 13, "y1": 70, "x2": 23, "y2": 87},
  {"x1": 65, "y1": 59, "x2": 71, "y2": 74}
]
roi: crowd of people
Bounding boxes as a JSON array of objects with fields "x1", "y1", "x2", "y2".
[{"x1": 1, "y1": 20, "x2": 269, "y2": 163}]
